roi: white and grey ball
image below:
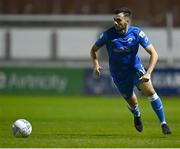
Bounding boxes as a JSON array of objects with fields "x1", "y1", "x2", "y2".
[{"x1": 12, "y1": 119, "x2": 32, "y2": 137}]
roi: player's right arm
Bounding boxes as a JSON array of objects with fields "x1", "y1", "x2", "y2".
[
  {"x1": 90, "y1": 44, "x2": 102, "y2": 76},
  {"x1": 90, "y1": 32, "x2": 107, "y2": 76}
]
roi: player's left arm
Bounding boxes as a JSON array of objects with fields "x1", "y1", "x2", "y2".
[{"x1": 141, "y1": 44, "x2": 158, "y2": 82}]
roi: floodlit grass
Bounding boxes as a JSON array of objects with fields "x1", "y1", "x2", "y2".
[{"x1": 0, "y1": 95, "x2": 180, "y2": 147}]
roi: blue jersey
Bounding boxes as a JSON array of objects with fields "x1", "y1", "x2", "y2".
[{"x1": 95, "y1": 25, "x2": 151, "y2": 78}]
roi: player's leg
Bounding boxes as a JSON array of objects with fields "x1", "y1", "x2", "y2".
[
  {"x1": 125, "y1": 93, "x2": 140, "y2": 117},
  {"x1": 125, "y1": 94, "x2": 143, "y2": 132},
  {"x1": 139, "y1": 80, "x2": 165, "y2": 123},
  {"x1": 138, "y1": 80, "x2": 171, "y2": 134},
  {"x1": 134, "y1": 65, "x2": 171, "y2": 134},
  {"x1": 113, "y1": 77, "x2": 143, "y2": 132}
]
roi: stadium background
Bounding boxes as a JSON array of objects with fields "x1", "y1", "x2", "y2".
[
  {"x1": 0, "y1": 0, "x2": 180, "y2": 96},
  {"x1": 0, "y1": 0, "x2": 180, "y2": 148}
]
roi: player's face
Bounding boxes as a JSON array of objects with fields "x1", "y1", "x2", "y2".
[{"x1": 113, "y1": 13, "x2": 128, "y2": 32}]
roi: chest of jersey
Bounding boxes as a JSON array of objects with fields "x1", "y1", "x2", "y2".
[{"x1": 109, "y1": 33, "x2": 138, "y2": 54}]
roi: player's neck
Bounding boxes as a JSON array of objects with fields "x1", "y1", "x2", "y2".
[{"x1": 117, "y1": 25, "x2": 129, "y2": 35}]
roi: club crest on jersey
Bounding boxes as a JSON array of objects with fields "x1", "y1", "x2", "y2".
[{"x1": 127, "y1": 38, "x2": 133, "y2": 44}]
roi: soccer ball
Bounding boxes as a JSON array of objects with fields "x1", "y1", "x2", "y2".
[{"x1": 12, "y1": 119, "x2": 32, "y2": 137}]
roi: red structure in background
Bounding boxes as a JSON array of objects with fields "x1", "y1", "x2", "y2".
[{"x1": 0, "y1": 0, "x2": 179, "y2": 26}]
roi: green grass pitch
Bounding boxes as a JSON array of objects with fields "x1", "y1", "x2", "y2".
[{"x1": 0, "y1": 95, "x2": 180, "y2": 147}]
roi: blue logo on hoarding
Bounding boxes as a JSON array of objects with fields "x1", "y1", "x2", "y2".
[{"x1": 84, "y1": 68, "x2": 118, "y2": 95}]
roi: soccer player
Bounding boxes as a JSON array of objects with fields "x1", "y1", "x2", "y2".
[{"x1": 90, "y1": 7, "x2": 171, "y2": 134}]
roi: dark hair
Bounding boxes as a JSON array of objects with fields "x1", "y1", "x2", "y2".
[{"x1": 114, "y1": 7, "x2": 132, "y2": 18}]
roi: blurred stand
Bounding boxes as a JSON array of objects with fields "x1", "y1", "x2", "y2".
[
  {"x1": 0, "y1": 13, "x2": 179, "y2": 68},
  {"x1": 0, "y1": 0, "x2": 179, "y2": 68}
]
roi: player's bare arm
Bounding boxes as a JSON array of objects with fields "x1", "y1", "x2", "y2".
[
  {"x1": 141, "y1": 44, "x2": 158, "y2": 82},
  {"x1": 90, "y1": 44, "x2": 102, "y2": 76}
]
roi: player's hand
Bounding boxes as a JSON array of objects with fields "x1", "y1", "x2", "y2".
[
  {"x1": 140, "y1": 72, "x2": 151, "y2": 82},
  {"x1": 93, "y1": 64, "x2": 102, "y2": 77}
]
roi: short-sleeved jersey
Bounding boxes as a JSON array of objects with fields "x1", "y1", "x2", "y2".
[{"x1": 95, "y1": 25, "x2": 151, "y2": 78}]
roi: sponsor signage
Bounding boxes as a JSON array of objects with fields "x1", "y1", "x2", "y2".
[
  {"x1": 152, "y1": 68, "x2": 180, "y2": 96},
  {"x1": 0, "y1": 67, "x2": 83, "y2": 95},
  {"x1": 84, "y1": 68, "x2": 118, "y2": 95},
  {"x1": 84, "y1": 68, "x2": 180, "y2": 96}
]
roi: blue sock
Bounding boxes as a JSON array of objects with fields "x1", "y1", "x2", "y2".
[
  {"x1": 148, "y1": 93, "x2": 166, "y2": 124},
  {"x1": 128, "y1": 105, "x2": 140, "y2": 117}
]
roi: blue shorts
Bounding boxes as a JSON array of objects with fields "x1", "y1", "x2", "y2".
[{"x1": 112, "y1": 65, "x2": 146, "y2": 99}]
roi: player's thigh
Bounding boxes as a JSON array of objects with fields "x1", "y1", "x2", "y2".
[
  {"x1": 138, "y1": 80, "x2": 156, "y2": 96},
  {"x1": 113, "y1": 78, "x2": 134, "y2": 99},
  {"x1": 114, "y1": 80, "x2": 138, "y2": 108}
]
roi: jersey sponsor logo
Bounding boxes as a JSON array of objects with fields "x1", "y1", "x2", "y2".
[
  {"x1": 111, "y1": 39, "x2": 118, "y2": 42},
  {"x1": 113, "y1": 47, "x2": 130, "y2": 53},
  {"x1": 112, "y1": 38, "x2": 133, "y2": 44}
]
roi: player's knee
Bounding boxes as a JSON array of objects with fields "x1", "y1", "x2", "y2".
[
  {"x1": 146, "y1": 90, "x2": 156, "y2": 97},
  {"x1": 125, "y1": 96, "x2": 138, "y2": 108},
  {"x1": 140, "y1": 80, "x2": 156, "y2": 96},
  {"x1": 143, "y1": 87, "x2": 156, "y2": 97},
  {"x1": 130, "y1": 100, "x2": 138, "y2": 108},
  {"x1": 147, "y1": 92, "x2": 159, "y2": 101}
]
